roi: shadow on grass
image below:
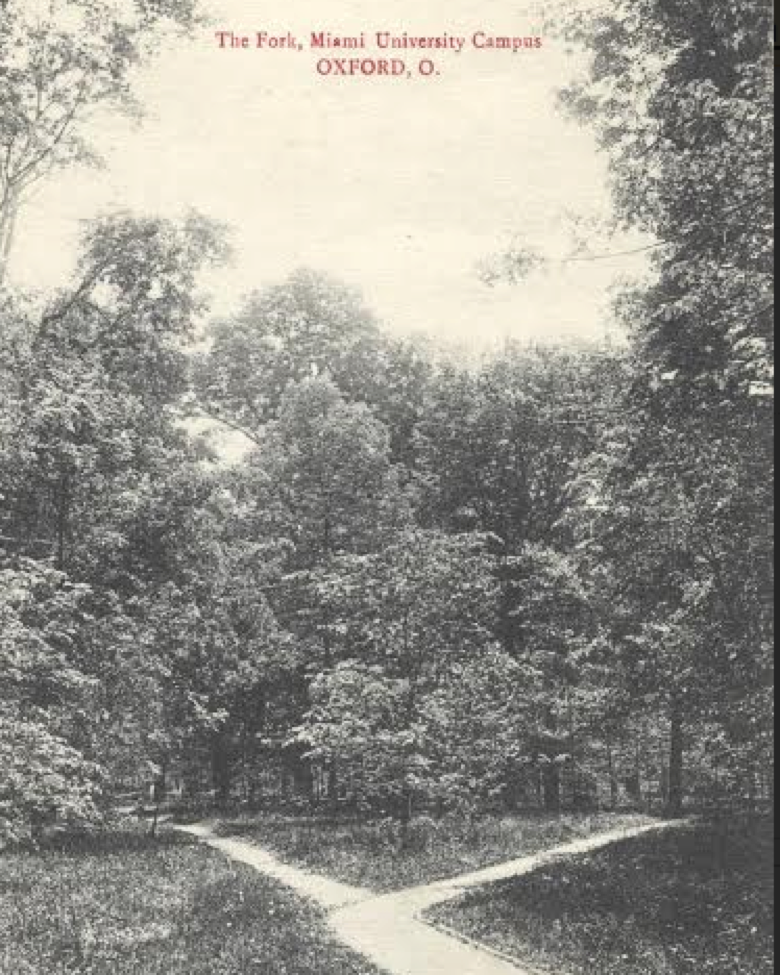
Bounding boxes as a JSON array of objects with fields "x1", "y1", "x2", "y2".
[
  {"x1": 1, "y1": 825, "x2": 387, "y2": 975},
  {"x1": 428, "y1": 815, "x2": 773, "y2": 975},
  {"x1": 19, "y1": 825, "x2": 195, "y2": 857}
]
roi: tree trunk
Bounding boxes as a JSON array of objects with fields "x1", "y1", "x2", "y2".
[
  {"x1": 149, "y1": 768, "x2": 166, "y2": 836},
  {"x1": 211, "y1": 731, "x2": 232, "y2": 805},
  {"x1": 542, "y1": 760, "x2": 561, "y2": 812},
  {"x1": 607, "y1": 744, "x2": 619, "y2": 808},
  {"x1": 666, "y1": 699, "x2": 685, "y2": 817},
  {"x1": 397, "y1": 788, "x2": 415, "y2": 849},
  {"x1": 326, "y1": 762, "x2": 339, "y2": 805},
  {"x1": 294, "y1": 755, "x2": 314, "y2": 803},
  {"x1": 55, "y1": 470, "x2": 71, "y2": 571},
  {"x1": 0, "y1": 194, "x2": 20, "y2": 287}
]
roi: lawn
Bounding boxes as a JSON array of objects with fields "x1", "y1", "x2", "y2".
[
  {"x1": 214, "y1": 811, "x2": 651, "y2": 892},
  {"x1": 427, "y1": 817, "x2": 774, "y2": 975},
  {"x1": 0, "y1": 828, "x2": 385, "y2": 975}
]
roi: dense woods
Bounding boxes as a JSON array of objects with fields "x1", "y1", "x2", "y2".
[{"x1": 0, "y1": 0, "x2": 773, "y2": 844}]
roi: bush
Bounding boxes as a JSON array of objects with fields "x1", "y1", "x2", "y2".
[{"x1": 0, "y1": 717, "x2": 103, "y2": 847}]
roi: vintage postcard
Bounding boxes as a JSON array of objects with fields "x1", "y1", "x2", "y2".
[{"x1": 0, "y1": 1, "x2": 773, "y2": 974}]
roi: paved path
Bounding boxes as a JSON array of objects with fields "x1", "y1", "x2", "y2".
[
  {"x1": 176, "y1": 823, "x2": 365, "y2": 910},
  {"x1": 177, "y1": 819, "x2": 678, "y2": 975}
]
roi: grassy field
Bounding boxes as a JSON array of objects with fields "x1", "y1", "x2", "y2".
[
  {"x1": 427, "y1": 818, "x2": 774, "y2": 975},
  {"x1": 0, "y1": 829, "x2": 385, "y2": 975},
  {"x1": 215, "y1": 811, "x2": 650, "y2": 892}
]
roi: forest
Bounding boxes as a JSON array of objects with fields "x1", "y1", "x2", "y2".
[{"x1": 0, "y1": 0, "x2": 773, "y2": 851}]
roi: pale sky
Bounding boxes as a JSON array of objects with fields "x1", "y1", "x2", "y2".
[{"x1": 11, "y1": 0, "x2": 649, "y2": 348}]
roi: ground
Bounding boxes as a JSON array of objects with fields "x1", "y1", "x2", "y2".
[
  {"x1": 5, "y1": 815, "x2": 770, "y2": 975},
  {"x1": 214, "y1": 811, "x2": 650, "y2": 891},
  {"x1": 426, "y1": 817, "x2": 774, "y2": 975},
  {"x1": 183, "y1": 817, "x2": 675, "y2": 975},
  {"x1": 0, "y1": 829, "x2": 384, "y2": 975}
]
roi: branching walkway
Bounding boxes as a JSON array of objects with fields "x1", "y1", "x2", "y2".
[{"x1": 178, "y1": 819, "x2": 679, "y2": 975}]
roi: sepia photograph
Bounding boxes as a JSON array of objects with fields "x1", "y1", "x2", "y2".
[{"x1": 0, "y1": 1, "x2": 774, "y2": 973}]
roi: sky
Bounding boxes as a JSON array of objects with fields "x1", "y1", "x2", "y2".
[{"x1": 11, "y1": 0, "x2": 649, "y2": 350}]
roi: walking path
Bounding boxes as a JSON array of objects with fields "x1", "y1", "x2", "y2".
[
  {"x1": 176, "y1": 823, "x2": 365, "y2": 909},
  {"x1": 177, "y1": 819, "x2": 678, "y2": 975}
]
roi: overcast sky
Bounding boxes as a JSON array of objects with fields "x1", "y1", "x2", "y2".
[{"x1": 13, "y1": 0, "x2": 649, "y2": 349}]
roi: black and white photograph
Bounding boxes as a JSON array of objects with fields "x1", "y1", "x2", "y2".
[{"x1": 0, "y1": 1, "x2": 774, "y2": 973}]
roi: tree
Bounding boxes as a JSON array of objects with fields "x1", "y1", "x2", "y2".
[
  {"x1": 416, "y1": 344, "x2": 624, "y2": 656},
  {"x1": 503, "y1": 543, "x2": 604, "y2": 811},
  {"x1": 417, "y1": 346, "x2": 610, "y2": 542},
  {"x1": 0, "y1": 211, "x2": 234, "y2": 818},
  {"x1": 0, "y1": 716, "x2": 102, "y2": 845},
  {"x1": 244, "y1": 376, "x2": 412, "y2": 691},
  {"x1": 571, "y1": 400, "x2": 773, "y2": 815},
  {"x1": 560, "y1": 0, "x2": 773, "y2": 408},
  {"x1": 0, "y1": 559, "x2": 102, "y2": 842},
  {"x1": 196, "y1": 269, "x2": 386, "y2": 438},
  {"x1": 463, "y1": 1, "x2": 776, "y2": 814},
  {"x1": 553, "y1": 0, "x2": 774, "y2": 814},
  {"x1": 249, "y1": 377, "x2": 410, "y2": 569},
  {"x1": 222, "y1": 378, "x2": 414, "y2": 798},
  {"x1": 298, "y1": 530, "x2": 515, "y2": 818},
  {"x1": 423, "y1": 647, "x2": 536, "y2": 815},
  {"x1": 196, "y1": 268, "x2": 435, "y2": 464},
  {"x1": 0, "y1": 0, "x2": 200, "y2": 282},
  {"x1": 0, "y1": 211, "x2": 227, "y2": 576}
]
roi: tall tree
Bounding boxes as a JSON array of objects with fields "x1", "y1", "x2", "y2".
[
  {"x1": 0, "y1": 211, "x2": 227, "y2": 577},
  {"x1": 298, "y1": 530, "x2": 515, "y2": 818},
  {"x1": 560, "y1": 0, "x2": 773, "y2": 408},
  {"x1": 196, "y1": 269, "x2": 385, "y2": 438},
  {"x1": 0, "y1": 559, "x2": 103, "y2": 842},
  {"x1": 496, "y1": 0, "x2": 778, "y2": 814},
  {"x1": 229, "y1": 378, "x2": 413, "y2": 796},
  {"x1": 0, "y1": 211, "x2": 230, "y2": 818},
  {"x1": 416, "y1": 344, "x2": 624, "y2": 654},
  {"x1": 196, "y1": 268, "x2": 435, "y2": 463},
  {"x1": 0, "y1": 0, "x2": 200, "y2": 282}
]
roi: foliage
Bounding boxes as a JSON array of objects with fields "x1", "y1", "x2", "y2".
[
  {"x1": 549, "y1": 0, "x2": 774, "y2": 813},
  {"x1": 0, "y1": 0, "x2": 201, "y2": 280},
  {"x1": 248, "y1": 377, "x2": 411, "y2": 570},
  {"x1": 0, "y1": 560, "x2": 102, "y2": 842},
  {"x1": 0, "y1": 213, "x2": 230, "y2": 824},
  {"x1": 560, "y1": 0, "x2": 773, "y2": 406},
  {"x1": 297, "y1": 530, "x2": 512, "y2": 814},
  {"x1": 196, "y1": 269, "x2": 386, "y2": 435},
  {"x1": 0, "y1": 717, "x2": 102, "y2": 845},
  {"x1": 0, "y1": 212, "x2": 227, "y2": 577},
  {"x1": 197, "y1": 268, "x2": 436, "y2": 463},
  {"x1": 0, "y1": 0, "x2": 772, "y2": 837}
]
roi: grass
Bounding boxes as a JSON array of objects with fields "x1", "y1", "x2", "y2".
[
  {"x1": 0, "y1": 828, "x2": 385, "y2": 975},
  {"x1": 427, "y1": 817, "x2": 774, "y2": 975},
  {"x1": 214, "y1": 811, "x2": 651, "y2": 892}
]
